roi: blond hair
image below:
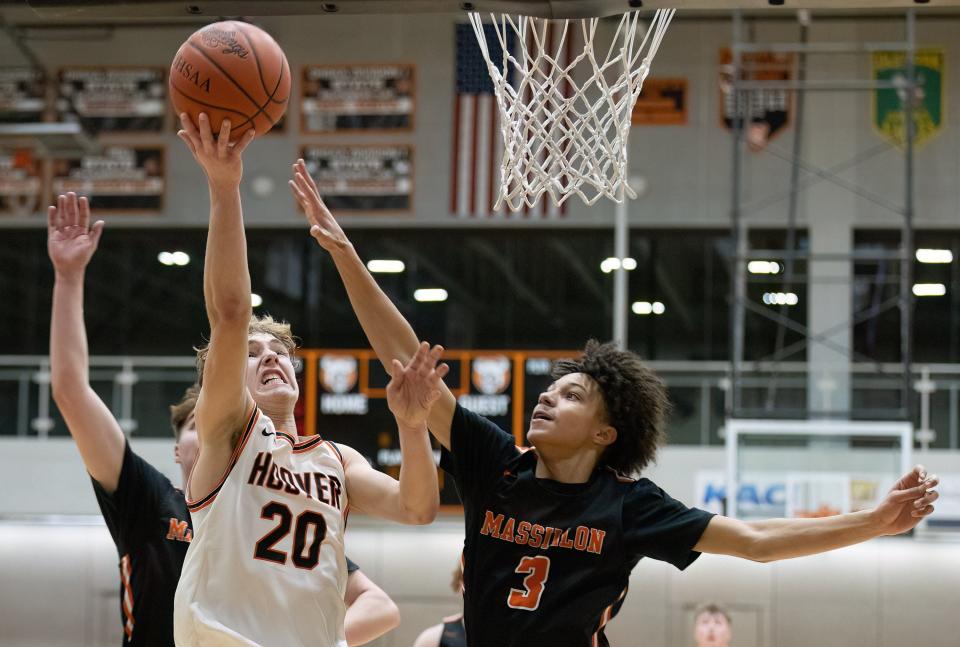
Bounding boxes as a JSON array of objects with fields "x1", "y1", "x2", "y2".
[
  {"x1": 693, "y1": 603, "x2": 731, "y2": 626},
  {"x1": 194, "y1": 314, "x2": 298, "y2": 385},
  {"x1": 169, "y1": 383, "x2": 200, "y2": 440}
]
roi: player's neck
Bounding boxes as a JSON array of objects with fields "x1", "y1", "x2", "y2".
[
  {"x1": 533, "y1": 451, "x2": 599, "y2": 484},
  {"x1": 262, "y1": 406, "x2": 298, "y2": 439}
]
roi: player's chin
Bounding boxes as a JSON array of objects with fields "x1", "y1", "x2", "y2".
[
  {"x1": 253, "y1": 384, "x2": 298, "y2": 406},
  {"x1": 526, "y1": 426, "x2": 549, "y2": 445}
]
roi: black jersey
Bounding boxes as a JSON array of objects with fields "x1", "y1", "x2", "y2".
[
  {"x1": 93, "y1": 440, "x2": 361, "y2": 646},
  {"x1": 92, "y1": 440, "x2": 193, "y2": 646},
  {"x1": 439, "y1": 613, "x2": 467, "y2": 647},
  {"x1": 440, "y1": 405, "x2": 714, "y2": 647}
]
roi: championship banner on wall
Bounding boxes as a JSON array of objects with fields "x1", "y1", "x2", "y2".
[
  {"x1": 0, "y1": 68, "x2": 46, "y2": 123},
  {"x1": 872, "y1": 48, "x2": 944, "y2": 149},
  {"x1": 57, "y1": 67, "x2": 166, "y2": 133},
  {"x1": 301, "y1": 64, "x2": 415, "y2": 133},
  {"x1": 300, "y1": 145, "x2": 412, "y2": 212},
  {"x1": 632, "y1": 78, "x2": 688, "y2": 125},
  {"x1": 0, "y1": 149, "x2": 43, "y2": 216},
  {"x1": 719, "y1": 49, "x2": 794, "y2": 151},
  {"x1": 51, "y1": 146, "x2": 164, "y2": 212}
]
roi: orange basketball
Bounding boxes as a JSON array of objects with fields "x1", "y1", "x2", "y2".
[{"x1": 169, "y1": 21, "x2": 290, "y2": 140}]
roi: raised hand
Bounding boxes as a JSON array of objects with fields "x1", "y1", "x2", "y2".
[
  {"x1": 47, "y1": 192, "x2": 104, "y2": 276},
  {"x1": 288, "y1": 158, "x2": 349, "y2": 252},
  {"x1": 386, "y1": 342, "x2": 450, "y2": 432},
  {"x1": 177, "y1": 112, "x2": 254, "y2": 188},
  {"x1": 871, "y1": 465, "x2": 939, "y2": 535}
]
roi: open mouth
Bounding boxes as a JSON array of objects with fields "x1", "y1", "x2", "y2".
[
  {"x1": 260, "y1": 371, "x2": 287, "y2": 386},
  {"x1": 532, "y1": 410, "x2": 553, "y2": 422}
]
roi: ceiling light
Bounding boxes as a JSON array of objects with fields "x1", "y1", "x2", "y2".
[
  {"x1": 414, "y1": 288, "x2": 448, "y2": 302},
  {"x1": 912, "y1": 283, "x2": 946, "y2": 297},
  {"x1": 171, "y1": 251, "x2": 190, "y2": 266},
  {"x1": 158, "y1": 252, "x2": 174, "y2": 266},
  {"x1": 632, "y1": 301, "x2": 653, "y2": 315},
  {"x1": 652, "y1": 301, "x2": 665, "y2": 315},
  {"x1": 916, "y1": 249, "x2": 953, "y2": 264},
  {"x1": 748, "y1": 260, "x2": 781, "y2": 274},
  {"x1": 367, "y1": 259, "x2": 405, "y2": 273},
  {"x1": 600, "y1": 257, "x2": 621, "y2": 273},
  {"x1": 251, "y1": 293, "x2": 263, "y2": 307},
  {"x1": 621, "y1": 257, "x2": 637, "y2": 271},
  {"x1": 763, "y1": 292, "x2": 798, "y2": 306}
]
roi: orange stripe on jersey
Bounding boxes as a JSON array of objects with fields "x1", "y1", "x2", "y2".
[
  {"x1": 120, "y1": 554, "x2": 135, "y2": 640},
  {"x1": 187, "y1": 407, "x2": 260, "y2": 512},
  {"x1": 591, "y1": 586, "x2": 628, "y2": 647},
  {"x1": 292, "y1": 435, "x2": 324, "y2": 453}
]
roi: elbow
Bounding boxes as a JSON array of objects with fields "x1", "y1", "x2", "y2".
[
  {"x1": 407, "y1": 501, "x2": 439, "y2": 526},
  {"x1": 384, "y1": 598, "x2": 401, "y2": 631},
  {"x1": 210, "y1": 297, "x2": 251, "y2": 325},
  {"x1": 741, "y1": 527, "x2": 777, "y2": 563}
]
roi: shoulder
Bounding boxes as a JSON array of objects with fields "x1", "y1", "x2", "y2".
[{"x1": 413, "y1": 624, "x2": 444, "y2": 647}]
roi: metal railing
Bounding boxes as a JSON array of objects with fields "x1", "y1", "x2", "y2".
[{"x1": 1, "y1": 354, "x2": 957, "y2": 450}]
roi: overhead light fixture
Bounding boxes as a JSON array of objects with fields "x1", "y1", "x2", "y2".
[
  {"x1": 916, "y1": 249, "x2": 953, "y2": 264},
  {"x1": 157, "y1": 251, "x2": 190, "y2": 266},
  {"x1": 414, "y1": 288, "x2": 448, "y2": 302},
  {"x1": 632, "y1": 300, "x2": 665, "y2": 315},
  {"x1": 748, "y1": 260, "x2": 781, "y2": 274},
  {"x1": 600, "y1": 257, "x2": 636, "y2": 273},
  {"x1": 912, "y1": 283, "x2": 946, "y2": 297},
  {"x1": 251, "y1": 293, "x2": 263, "y2": 307},
  {"x1": 762, "y1": 292, "x2": 798, "y2": 306},
  {"x1": 367, "y1": 259, "x2": 405, "y2": 273}
]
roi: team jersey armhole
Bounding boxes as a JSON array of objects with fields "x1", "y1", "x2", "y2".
[
  {"x1": 186, "y1": 406, "x2": 260, "y2": 512},
  {"x1": 325, "y1": 441, "x2": 349, "y2": 525}
]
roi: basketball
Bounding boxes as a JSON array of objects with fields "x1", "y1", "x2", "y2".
[{"x1": 169, "y1": 21, "x2": 290, "y2": 140}]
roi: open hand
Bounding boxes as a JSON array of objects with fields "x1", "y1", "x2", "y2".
[
  {"x1": 288, "y1": 158, "x2": 349, "y2": 252},
  {"x1": 177, "y1": 112, "x2": 254, "y2": 188},
  {"x1": 871, "y1": 465, "x2": 939, "y2": 535},
  {"x1": 47, "y1": 192, "x2": 104, "y2": 276},
  {"x1": 386, "y1": 342, "x2": 450, "y2": 431}
]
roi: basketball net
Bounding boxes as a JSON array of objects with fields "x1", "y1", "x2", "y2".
[{"x1": 469, "y1": 9, "x2": 674, "y2": 210}]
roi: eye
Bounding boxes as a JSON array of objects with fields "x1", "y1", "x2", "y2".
[{"x1": 566, "y1": 392, "x2": 580, "y2": 401}]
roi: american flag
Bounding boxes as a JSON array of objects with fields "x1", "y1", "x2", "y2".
[{"x1": 451, "y1": 21, "x2": 571, "y2": 219}]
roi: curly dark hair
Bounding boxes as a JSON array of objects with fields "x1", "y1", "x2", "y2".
[{"x1": 551, "y1": 340, "x2": 670, "y2": 475}]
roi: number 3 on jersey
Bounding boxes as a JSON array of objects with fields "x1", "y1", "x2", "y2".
[{"x1": 507, "y1": 555, "x2": 550, "y2": 610}]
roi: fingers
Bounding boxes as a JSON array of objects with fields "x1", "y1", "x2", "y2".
[
  {"x1": 179, "y1": 112, "x2": 201, "y2": 146},
  {"x1": 89, "y1": 220, "x2": 106, "y2": 247},
  {"x1": 197, "y1": 112, "x2": 215, "y2": 151},
  {"x1": 217, "y1": 119, "x2": 232, "y2": 157},
  {"x1": 65, "y1": 192, "x2": 79, "y2": 226},
  {"x1": 77, "y1": 195, "x2": 90, "y2": 230},
  {"x1": 233, "y1": 128, "x2": 256, "y2": 155},
  {"x1": 46, "y1": 205, "x2": 57, "y2": 232},
  {"x1": 435, "y1": 362, "x2": 450, "y2": 379},
  {"x1": 912, "y1": 504, "x2": 935, "y2": 518},
  {"x1": 390, "y1": 358, "x2": 405, "y2": 379},
  {"x1": 296, "y1": 158, "x2": 320, "y2": 193}
]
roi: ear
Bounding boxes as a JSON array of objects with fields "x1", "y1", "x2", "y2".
[
  {"x1": 173, "y1": 443, "x2": 181, "y2": 464},
  {"x1": 593, "y1": 424, "x2": 617, "y2": 448}
]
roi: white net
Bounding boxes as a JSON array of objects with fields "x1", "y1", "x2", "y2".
[{"x1": 468, "y1": 9, "x2": 675, "y2": 210}]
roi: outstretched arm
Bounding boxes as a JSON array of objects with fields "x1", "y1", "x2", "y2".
[
  {"x1": 176, "y1": 113, "x2": 256, "y2": 498},
  {"x1": 47, "y1": 193, "x2": 124, "y2": 492},
  {"x1": 344, "y1": 569, "x2": 401, "y2": 646},
  {"x1": 289, "y1": 161, "x2": 457, "y2": 448},
  {"x1": 695, "y1": 466, "x2": 939, "y2": 562},
  {"x1": 342, "y1": 342, "x2": 446, "y2": 524}
]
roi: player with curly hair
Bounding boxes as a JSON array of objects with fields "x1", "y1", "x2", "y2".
[{"x1": 290, "y1": 160, "x2": 939, "y2": 647}]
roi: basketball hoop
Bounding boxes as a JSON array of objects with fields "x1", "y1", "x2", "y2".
[{"x1": 468, "y1": 9, "x2": 675, "y2": 210}]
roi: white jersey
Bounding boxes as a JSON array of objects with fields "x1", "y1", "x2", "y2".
[{"x1": 174, "y1": 408, "x2": 349, "y2": 647}]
